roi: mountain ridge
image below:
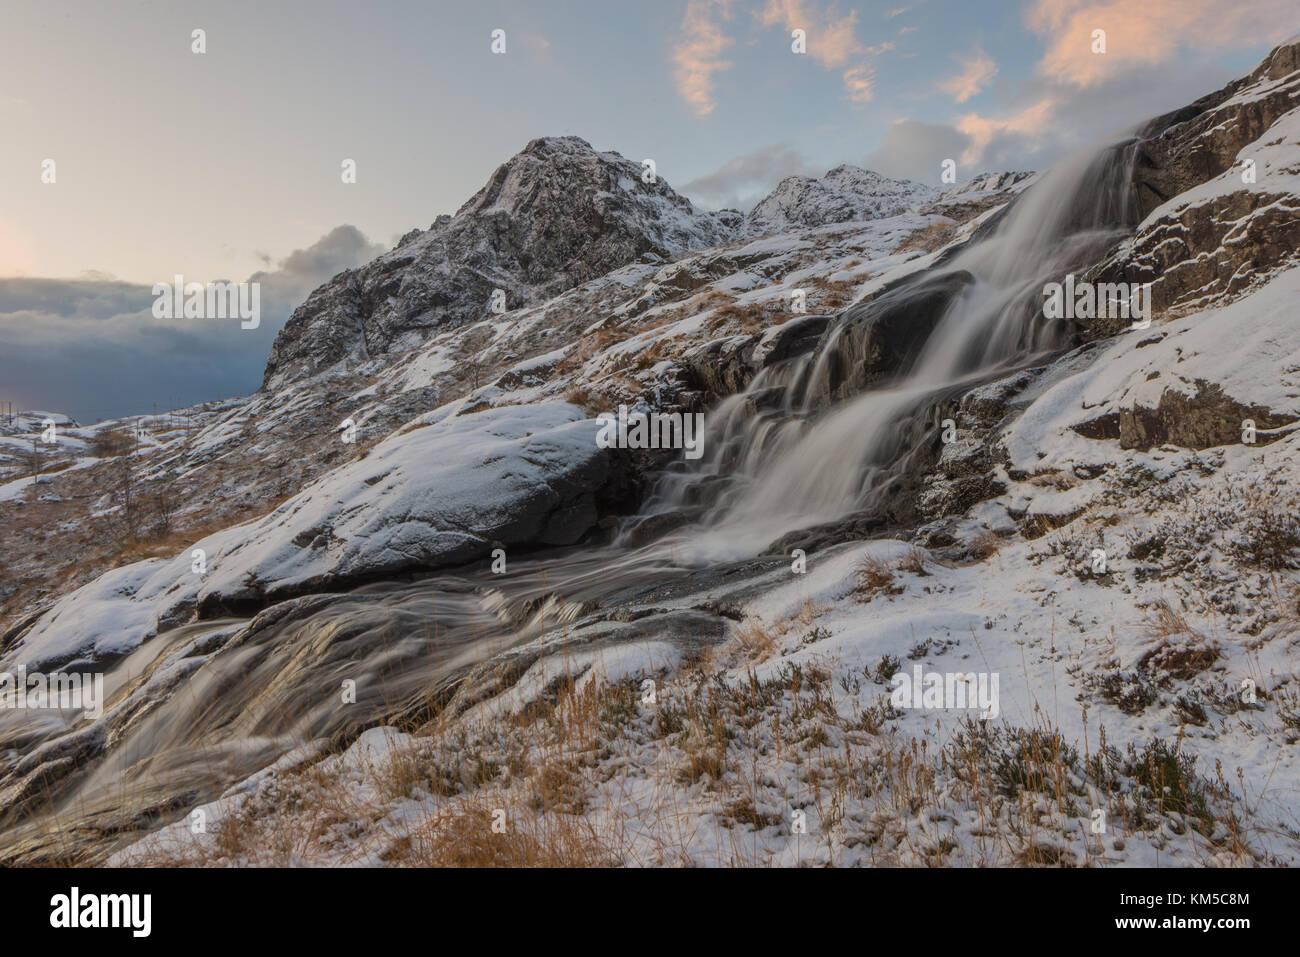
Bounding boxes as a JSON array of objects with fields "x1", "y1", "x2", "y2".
[{"x1": 263, "y1": 135, "x2": 740, "y2": 389}]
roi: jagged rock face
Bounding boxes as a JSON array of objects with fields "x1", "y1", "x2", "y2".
[
  {"x1": 1081, "y1": 37, "x2": 1300, "y2": 332},
  {"x1": 745, "y1": 165, "x2": 934, "y2": 236},
  {"x1": 1130, "y1": 39, "x2": 1300, "y2": 219},
  {"x1": 263, "y1": 136, "x2": 739, "y2": 388},
  {"x1": 916, "y1": 436, "x2": 1006, "y2": 522}
]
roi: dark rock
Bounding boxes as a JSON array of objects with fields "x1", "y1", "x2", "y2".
[
  {"x1": 802, "y1": 269, "x2": 976, "y2": 409},
  {"x1": 753, "y1": 314, "x2": 833, "y2": 367},
  {"x1": 1116, "y1": 381, "x2": 1297, "y2": 450},
  {"x1": 1081, "y1": 37, "x2": 1300, "y2": 331}
]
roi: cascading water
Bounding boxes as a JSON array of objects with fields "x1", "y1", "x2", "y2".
[
  {"x1": 0, "y1": 140, "x2": 1141, "y2": 863},
  {"x1": 637, "y1": 140, "x2": 1139, "y2": 560}
]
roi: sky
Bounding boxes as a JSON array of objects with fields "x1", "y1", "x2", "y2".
[{"x1": 1, "y1": 0, "x2": 1294, "y2": 422}]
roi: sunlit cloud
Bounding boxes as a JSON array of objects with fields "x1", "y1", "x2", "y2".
[
  {"x1": 939, "y1": 46, "x2": 998, "y2": 102},
  {"x1": 758, "y1": 0, "x2": 861, "y2": 68},
  {"x1": 756, "y1": 0, "x2": 891, "y2": 102},
  {"x1": 955, "y1": 97, "x2": 1057, "y2": 165},
  {"x1": 842, "y1": 64, "x2": 877, "y2": 103},
  {"x1": 672, "y1": 0, "x2": 736, "y2": 116},
  {"x1": 1026, "y1": 0, "x2": 1295, "y2": 87}
]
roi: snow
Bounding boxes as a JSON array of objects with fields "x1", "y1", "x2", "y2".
[
  {"x1": 7, "y1": 402, "x2": 611, "y2": 670},
  {"x1": 0, "y1": 132, "x2": 1122, "y2": 866},
  {"x1": 463, "y1": 640, "x2": 682, "y2": 722},
  {"x1": 1138, "y1": 105, "x2": 1300, "y2": 228},
  {"x1": 746, "y1": 165, "x2": 936, "y2": 236},
  {"x1": 1004, "y1": 265, "x2": 1300, "y2": 475},
  {"x1": 10, "y1": 560, "x2": 173, "y2": 666}
]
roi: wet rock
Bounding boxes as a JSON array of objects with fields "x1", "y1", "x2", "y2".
[
  {"x1": 803, "y1": 269, "x2": 976, "y2": 408},
  {"x1": 752, "y1": 314, "x2": 833, "y2": 367},
  {"x1": 678, "y1": 335, "x2": 759, "y2": 398}
]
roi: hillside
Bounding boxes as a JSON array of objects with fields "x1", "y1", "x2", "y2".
[{"x1": 2, "y1": 38, "x2": 1299, "y2": 868}]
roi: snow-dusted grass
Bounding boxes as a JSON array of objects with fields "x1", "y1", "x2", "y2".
[{"x1": 112, "y1": 513, "x2": 1295, "y2": 867}]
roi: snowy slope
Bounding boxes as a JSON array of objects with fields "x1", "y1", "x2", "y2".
[{"x1": 8, "y1": 402, "x2": 612, "y2": 669}]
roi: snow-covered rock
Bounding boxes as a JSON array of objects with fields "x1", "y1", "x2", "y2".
[
  {"x1": 1083, "y1": 35, "x2": 1300, "y2": 326},
  {"x1": 8, "y1": 402, "x2": 619, "y2": 669},
  {"x1": 745, "y1": 165, "x2": 935, "y2": 236},
  {"x1": 264, "y1": 136, "x2": 740, "y2": 387}
]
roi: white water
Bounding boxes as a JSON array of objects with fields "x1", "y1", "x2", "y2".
[{"x1": 649, "y1": 143, "x2": 1137, "y2": 562}]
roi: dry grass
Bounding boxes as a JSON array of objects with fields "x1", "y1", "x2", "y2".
[
  {"x1": 854, "y1": 555, "x2": 902, "y2": 599},
  {"x1": 1138, "y1": 600, "x2": 1222, "y2": 680},
  {"x1": 111, "y1": 634, "x2": 1263, "y2": 869},
  {"x1": 968, "y1": 529, "x2": 1003, "y2": 560},
  {"x1": 896, "y1": 220, "x2": 958, "y2": 255},
  {"x1": 1028, "y1": 469, "x2": 1079, "y2": 491},
  {"x1": 1143, "y1": 599, "x2": 1204, "y2": 642},
  {"x1": 809, "y1": 277, "x2": 857, "y2": 311},
  {"x1": 732, "y1": 618, "x2": 779, "y2": 661},
  {"x1": 91, "y1": 428, "x2": 135, "y2": 458},
  {"x1": 563, "y1": 386, "x2": 599, "y2": 414},
  {"x1": 632, "y1": 338, "x2": 675, "y2": 371},
  {"x1": 403, "y1": 804, "x2": 617, "y2": 867},
  {"x1": 897, "y1": 546, "x2": 931, "y2": 576},
  {"x1": 705, "y1": 301, "x2": 776, "y2": 335}
]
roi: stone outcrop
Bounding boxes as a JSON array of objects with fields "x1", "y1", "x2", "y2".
[{"x1": 1081, "y1": 36, "x2": 1300, "y2": 333}]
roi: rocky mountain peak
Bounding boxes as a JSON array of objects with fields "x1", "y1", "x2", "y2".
[
  {"x1": 745, "y1": 164, "x2": 935, "y2": 236},
  {"x1": 263, "y1": 136, "x2": 738, "y2": 389}
]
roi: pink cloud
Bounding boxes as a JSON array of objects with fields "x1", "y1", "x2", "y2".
[
  {"x1": 673, "y1": 0, "x2": 736, "y2": 116},
  {"x1": 1027, "y1": 0, "x2": 1296, "y2": 87},
  {"x1": 939, "y1": 46, "x2": 998, "y2": 103},
  {"x1": 955, "y1": 96, "x2": 1057, "y2": 165},
  {"x1": 757, "y1": 0, "x2": 891, "y2": 102}
]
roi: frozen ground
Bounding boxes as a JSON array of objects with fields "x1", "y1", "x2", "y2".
[{"x1": 112, "y1": 270, "x2": 1300, "y2": 866}]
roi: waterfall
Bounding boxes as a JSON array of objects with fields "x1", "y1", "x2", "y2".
[
  {"x1": 635, "y1": 140, "x2": 1139, "y2": 562},
  {"x1": 0, "y1": 139, "x2": 1143, "y2": 863}
]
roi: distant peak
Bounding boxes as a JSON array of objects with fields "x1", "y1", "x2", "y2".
[
  {"x1": 520, "y1": 135, "x2": 598, "y2": 156},
  {"x1": 745, "y1": 164, "x2": 934, "y2": 234},
  {"x1": 824, "y1": 164, "x2": 885, "y2": 180}
]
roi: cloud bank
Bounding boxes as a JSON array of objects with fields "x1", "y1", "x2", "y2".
[{"x1": 0, "y1": 226, "x2": 384, "y2": 423}]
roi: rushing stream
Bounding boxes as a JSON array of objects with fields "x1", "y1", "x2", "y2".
[{"x1": 0, "y1": 141, "x2": 1141, "y2": 863}]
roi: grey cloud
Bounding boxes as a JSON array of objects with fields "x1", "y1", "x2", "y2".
[
  {"x1": 0, "y1": 278, "x2": 155, "y2": 319},
  {"x1": 0, "y1": 225, "x2": 386, "y2": 423},
  {"x1": 248, "y1": 225, "x2": 384, "y2": 294},
  {"x1": 864, "y1": 120, "x2": 974, "y2": 184},
  {"x1": 680, "y1": 143, "x2": 820, "y2": 211}
]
